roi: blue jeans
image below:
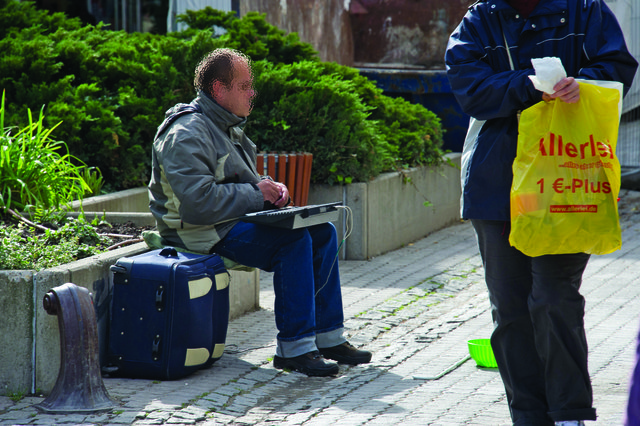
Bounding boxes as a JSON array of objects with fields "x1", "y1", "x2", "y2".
[
  {"x1": 472, "y1": 220, "x2": 596, "y2": 425},
  {"x1": 212, "y1": 221, "x2": 346, "y2": 358}
]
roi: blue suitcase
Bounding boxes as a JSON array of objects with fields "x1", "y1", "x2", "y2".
[{"x1": 106, "y1": 247, "x2": 230, "y2": 380}]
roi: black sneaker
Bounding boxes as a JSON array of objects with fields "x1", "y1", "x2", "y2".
[
  {"x1": 273, "y1": 351, "x2": 339, "y2": 377},
  {"x1": 319, "y1": 342, "x2": 372, "y2": 365}
]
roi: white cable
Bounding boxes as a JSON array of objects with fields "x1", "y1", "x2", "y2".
[{"x1": 336, "y1": 205, "x2": 353, "y2": 240}]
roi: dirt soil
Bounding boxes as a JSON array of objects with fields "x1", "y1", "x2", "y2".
[
  {"x1": 94, "y1": 221, "x2": 156, "y2": 248},
  {"x1": 0, "y1": 213, "x2": 155, "y2": 250}
]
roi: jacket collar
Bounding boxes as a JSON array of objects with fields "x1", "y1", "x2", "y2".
[
  {"x1": 196, "y1": 90, "x2": 247, "y2": 132},
  {"x1": 528, "y1": 0, "x2": 566, "y2": 17},
  {"x1": 483, "y1": 0, "x2": 566, "y2": 17}
]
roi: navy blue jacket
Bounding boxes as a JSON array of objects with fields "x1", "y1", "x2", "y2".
[{"x1": 445, "y1": 0, "x2": 638, "y2": 221}]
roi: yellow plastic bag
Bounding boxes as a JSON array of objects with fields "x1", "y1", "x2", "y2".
[{"x1": 509, "y1": 81, "x2": 623, "y2": 256}]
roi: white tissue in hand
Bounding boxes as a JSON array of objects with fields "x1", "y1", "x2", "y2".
[{"x1": 528, "y1": 57, "x2": 567, "y2": 94}]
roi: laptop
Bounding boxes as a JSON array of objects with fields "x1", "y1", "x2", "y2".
[{"x1": 240, "y1": 201, "x2": 342, "y2": 229}]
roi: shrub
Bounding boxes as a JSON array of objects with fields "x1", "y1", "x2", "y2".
[
  {"x1": 174, "y1": 8, "x2": 319, "y2": 64},
  {"x1": 0, "y1": 3, "x2": 321, "y2": 191},
  {"x1": 280, "y1": 61, "x2": 444, "y2": 168},
  {"x1": 0, "y1": 1, "x2": 444, "y2": 190},
  {"x1": 247, "y1": 60, "x2": 444, "y2": 184},
  {"x1": 247, "y1": 61, "x2": 390, "y2": 184},
  {"x1": 0, "y1": 22, "x2": 192, "y2": 190}
]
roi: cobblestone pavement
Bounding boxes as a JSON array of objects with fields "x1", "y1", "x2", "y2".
[{"x1": 2, "y1": 190, "x2": 640, "y2": 426}]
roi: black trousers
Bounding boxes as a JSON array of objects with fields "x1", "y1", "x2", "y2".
[{"x1": 472, "y1": 219, "x2": 597, "y2": 425}]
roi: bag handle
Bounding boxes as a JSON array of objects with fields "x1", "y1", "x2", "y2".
[{"x1": 159, "y1": 247, "x2": 179, "y2": 257}]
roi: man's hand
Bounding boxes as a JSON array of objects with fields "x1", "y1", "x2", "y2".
[
  {"x1": 542, "y1": 77, "x2": 580, "y2": 104},
  {"x1": 257, "y1": 179, "x2": 290, "y2": 208}
]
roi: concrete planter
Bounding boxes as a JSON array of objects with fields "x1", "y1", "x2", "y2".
[
  {"x1": 0, "y1": 152, "x2": 461, "y2": 397},
  {"x1": 70, "y1": 152, "x2": 461, "y2": 261},
  {"x1": 0, "y1": 187, "x2": 260, "y2": 397},
  {"x1": 0, "y1": 243, "x2": 259, "y2": 397},
  {"x1": 309, "y1": 153, "x2": 462, "y2": 260}
]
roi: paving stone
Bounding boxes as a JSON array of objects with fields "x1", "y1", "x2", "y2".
[{"x1": 108, "y1": 410, "x2": 146, "y2": 424}]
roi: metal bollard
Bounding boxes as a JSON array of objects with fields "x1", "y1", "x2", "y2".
[{"x1": 34, "y1": 283, "x2": 115, "y2": 414}]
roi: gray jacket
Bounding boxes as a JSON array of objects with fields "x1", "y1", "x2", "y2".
[{"x1": 148, "y1": 91, "x2": 265, "y2": 253}]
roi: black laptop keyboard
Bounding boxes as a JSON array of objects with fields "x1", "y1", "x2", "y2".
[{"x1": 242, "y1": 202, "x2": 342, "y2": 220}]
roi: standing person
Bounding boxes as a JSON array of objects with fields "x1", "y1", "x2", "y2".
[
  {"x1": 148, "y1": 48, "x2": 372, "y2": 377},
  {"x1": 445, "y1": 0, "x2": 637, "y2": 425}
]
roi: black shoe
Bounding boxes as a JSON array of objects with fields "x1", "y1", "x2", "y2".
[
  {"x1": 273, "y1": 351, "x2": 339, "y2": 377},
  {"x1": 319, "y1": 342, "x2": 372, "y2": 365}
]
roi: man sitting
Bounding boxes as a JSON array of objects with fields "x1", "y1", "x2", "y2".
[{"x1": 148, "y1": 48, "x2": 372, "y2": 376}]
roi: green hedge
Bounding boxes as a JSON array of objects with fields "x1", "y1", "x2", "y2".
[
  {"x1": 248, "y1": 60, "x2": 444, "y2": 184},
  {"x1": 0, "y1": 1, "x2": 444, "y2": 191}
]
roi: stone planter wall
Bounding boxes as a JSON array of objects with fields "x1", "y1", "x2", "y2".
[
  {"x1": 0, "y1": 152, "x2": 461, "y2": 396},
  {"x1": 309, "y1": 153, "x2": 462, "y2": 260},
  {"x1": 70, "y1": 152, "x2": 462, "y2": 261},
  {"x1": 0, "y1": 244, "x2": 259, "y2": 397}
]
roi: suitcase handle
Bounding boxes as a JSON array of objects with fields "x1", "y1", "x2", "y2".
[
  {"x1": 152, "y1": 335, "x2": 161, "y2": 361},
  {"x1": 159, "y1": 247, "x2": 179, "y2": 257},
  {"x1": 110, "y1": 265, "x2": 127, "y2": 274},
  {"x1": 155, "y1": 285, "x2": 164, "y2": 312}
]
